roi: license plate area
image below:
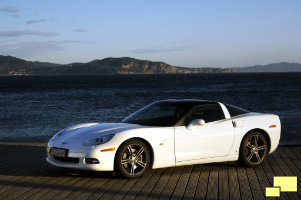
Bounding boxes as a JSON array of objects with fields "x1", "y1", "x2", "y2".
[{"x1": 49, "y1": 147, "x2": 68, "y2": 157}]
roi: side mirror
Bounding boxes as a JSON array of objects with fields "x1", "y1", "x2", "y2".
[{"x1": 187, "y1": 119, "x2": 205, "y2": 130}]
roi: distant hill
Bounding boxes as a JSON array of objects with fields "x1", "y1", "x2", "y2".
[
  {"x1": 1, "y1": 55, "x2": 300, "y2": 75},
  {"x1": 0, "y1": 55, "x2": 232, "y2": 75},
  {"x1": 0, "y1": 55, "x2": 64, "y2": 75},
  {"x1": 233, "y1": 62, "x2": 301, "y2": 72}
]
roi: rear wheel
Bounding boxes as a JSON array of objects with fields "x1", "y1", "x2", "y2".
[
  {"x1": 115, "y1": 139, "x2": 150, "y2": 178},
  {"x1": 239, "y1": 131, "x2": 268, "y2": 167}
]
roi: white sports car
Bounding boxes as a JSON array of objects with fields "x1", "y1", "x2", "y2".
[{"x1": 46, "y1": 99, "x2": 281, "y2": 178}]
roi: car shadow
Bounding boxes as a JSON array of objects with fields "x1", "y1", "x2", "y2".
[
  {"x1": 0, "y1": 143, "x2": 239, "y2": 178},
  {"x1": 0, "y1": 143, "x2": 117, "y2": 178}
]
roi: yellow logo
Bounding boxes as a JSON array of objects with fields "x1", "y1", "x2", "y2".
[{"x1": 266, "y1": 176, "x2": 297, "y2": 197}]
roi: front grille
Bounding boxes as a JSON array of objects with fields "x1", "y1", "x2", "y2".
[{"x1": 53, "y1": 156, "x2": 79, "y2": 163}]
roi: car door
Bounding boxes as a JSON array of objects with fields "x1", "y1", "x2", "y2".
[{"x1": 175, "y1": 103, "x2": 234, "y2": 162}]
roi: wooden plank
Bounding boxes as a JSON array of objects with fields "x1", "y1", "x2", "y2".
[
  {"x1": 261, "y1": 156, "x2": 275, "y2": 185},
  {"x1": 146, "y1": 167, "x2": 175, "y2": 200},
  {"x1": 170, "y1": 165, "x2": 193, "y2": 199},
  {"x1": 84, "y1": 178, "x2": 118, "y2": 200},
  {"x1": 27, "y1": 176, "x2": 75, "y2": 200},
  {"x1": 290, "y1": 146, "x2": 301, "y2": 161},
  {"x1": 206, "y1": 165, "x2": 219, "y2": 200},
  {"x1": 2, "y1": 169, "x2": 57, "y2": 200},
  {"x1": 118, "y1": 169, "x2": 155, "y2": 200},
  {"x1": 245, "y1": 167, "x2": 265, "y2": 200},
  {"x1": 262, "y1": 155, "x2": 285, "y2": 200},
  {"x1": 265, "y1": 153, "x2": 290, "y2": 200},
  {"x1": 52, "y1": 177, "x2": 92, "y2": 200},
  {"x1": 237, "y1": 167, "x2": 253, "y2": 200},
  {"x1": 227, "y1": 164, "x2": 240, "y2": 200},
  {"x1": 218, "y1": 164, "x2": 229, "y2": 200},
  {"x1": 38, "y1": 177, "x2": 82, "y2": 200},
  {"x1": 159, "y1": 166, "x2": 184, "y2": 200},
  {"x1": 17, "y1": 170, "x2": 71, "y2": 200},
  {"x1": 182, "y1": 165, "x2": 202, "y2": 200},
  {"x1": 0, "y1": 162, "x2": 51, "y2": 197},
  {"x1": 278, "y1": 148, "x2": 301, "y2": 177},
  {"x1": 109, "y1": 177, "x2": 138, "y2": 200},
  {"x1": 0, "y1": 161, "x2": 46, "y2": 193},
  {"x1": 271, "y1": 150, "x2": 301, "y2": 200},
  {"x1": 134, "y1": 168, "x2": 165, "y2": 200},
  {"x1": 0, "y1": 146, "x2": 53, "y2": 198},
  {"x1": 253, "y1": 164, "x2": 277, "y2": 200},
  {"x1": 72, "y1": 177, "x2": 110, "y2": 200},
  {"x1": 194, "y1": 165, "x2": 210, "y2": 200},
  {"x1": 95, "y1": 178, "x2": 128, "y2": 200},
  {"x1": 279, "y1": 147, "x2": 301, "y2": 198}
]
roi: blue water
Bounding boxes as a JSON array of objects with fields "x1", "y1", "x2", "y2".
[{"x1": 0, "y1": 73, "x2": 300, "y2": 145}]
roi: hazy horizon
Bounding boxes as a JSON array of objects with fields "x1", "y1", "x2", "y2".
[{"x1": 1, "y1": 0, "x2": 301, "y2": 68}]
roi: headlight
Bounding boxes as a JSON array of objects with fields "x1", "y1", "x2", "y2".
[{"x1": 83, "y1": 134, "x2": 115, "y2": 146}]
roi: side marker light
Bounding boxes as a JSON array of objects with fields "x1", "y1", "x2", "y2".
[{"x1": 101, "y1": 147, "x2": 115, "y2": 152}]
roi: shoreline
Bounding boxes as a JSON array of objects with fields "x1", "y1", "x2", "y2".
[{"x1": 0, "y1": 141, "x2": 47, "y2": 146}]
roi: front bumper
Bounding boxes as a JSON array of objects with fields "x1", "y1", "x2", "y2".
[{"x1": 46, "y1": 145, "x2": 116, "y2": 171}]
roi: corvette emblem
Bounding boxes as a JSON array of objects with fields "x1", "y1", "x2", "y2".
[{"x1": 62, "y1": 141, "x2": 68, "y2": 145}]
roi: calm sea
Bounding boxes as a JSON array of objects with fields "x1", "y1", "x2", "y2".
[{"x1": 0, "y1": 73, "x2": 300, "y2": 145}]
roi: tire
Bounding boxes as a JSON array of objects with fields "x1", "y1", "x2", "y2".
[
  {"x1": 115, "y1": 139, "x2": 150, "y2": 178},
  {"x1": 239, "y1": 131, "x2": 269, "y2": 167}
]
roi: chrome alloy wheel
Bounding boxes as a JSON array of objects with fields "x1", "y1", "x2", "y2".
[
  {"x1": 121, "y1": 144, "x2": 147, "y2": 176},
  {"x1": 244, "y1": 134, "x2": 267, "y2": 164}
]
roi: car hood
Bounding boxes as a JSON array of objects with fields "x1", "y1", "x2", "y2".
[{"x1": 50, "y1": 122, "x2": 142, "y2": 148}]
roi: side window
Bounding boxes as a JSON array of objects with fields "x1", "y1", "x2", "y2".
[
  {"x1": 185, "y1": 104, "x2": 225, "y2": 124},
  {"x1": 225, "y1": 104, "x2": 249, "y2": 117}
]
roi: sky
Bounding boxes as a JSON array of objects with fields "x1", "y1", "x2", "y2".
[{"x1": 0, "y1": 0, "x2": 301, "y2": 68}]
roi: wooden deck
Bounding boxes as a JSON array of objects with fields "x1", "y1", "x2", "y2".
[{"x1": 0, "y1": 143, "x2": 300, "y2": 200}]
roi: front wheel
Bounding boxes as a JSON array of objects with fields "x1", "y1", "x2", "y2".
[
  {"x1": 115, "y1": 139, "x2": 150, "y2": 178},
  {"x1": 239, "y1": 131, "x2": 269, "y2": 167}
]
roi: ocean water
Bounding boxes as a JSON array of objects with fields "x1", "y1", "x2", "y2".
[{"x1": 0, "y1": 73, "x2": 300, "y2": 145}]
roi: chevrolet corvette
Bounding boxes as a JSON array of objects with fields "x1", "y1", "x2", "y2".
[{"x1": 46, "y1": 99, "x2": 281, "y2": 178}]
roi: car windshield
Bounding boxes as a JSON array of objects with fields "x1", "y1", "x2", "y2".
[{"x1": 122, "y1": 102, "x2": 193, "y2": 126}]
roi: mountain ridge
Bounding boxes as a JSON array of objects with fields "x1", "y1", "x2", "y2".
[
  {"x1": 1, "y1": 55, "x2": 301, "y2": 75},
  {"x1": 234, "y1": 62, "x2": 301, "y2": 72},
  {"x1": 0, "y1": 55, "x2": 233, "y2": 75}
]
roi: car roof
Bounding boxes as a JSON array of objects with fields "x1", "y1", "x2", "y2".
[{"x1": 157, "y1": 99, "x2": 218, "y2": 105}]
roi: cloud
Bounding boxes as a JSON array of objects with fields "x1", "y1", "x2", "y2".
[
  {"x1": 131, "y1": 46, "x2": 185, "y2": 54},
  {"x1": 0, "y1": 6, "x2": 20, "y2": 18},
  {"x1": 27, "y1": 13, "x2": 39, "y2": 17},
  {"x1": 0, "y1": 30, "x2": 59, "y2": 37},
  {"x1": 27, "y1": 19, "x2": 46, "y2": 24},
  {"x1": 1, "y1": 41, "x2": 63, "y2": 57},
  {"x1": 0, "y1": 6, "x2": 19, "y2": 13},
  {"x1": 74, "y1": 28, "x2": 88, "y2": 33},
  {"x1": 11, "y1": 14, "x2": 20, "y2": 18},
  {"x1": 61, "y1": 40, "x2": 84, "y2": 44},
  {"x1": 1, "y1": 40, "x2": 85, "y2": 57}
]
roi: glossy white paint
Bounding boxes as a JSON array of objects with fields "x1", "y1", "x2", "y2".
[
  {"x1": 46, "y1": 101, "x2": 281, "y2": 172},
  {"x1": 175, "y1": 119, "x2": 234, "y2": 162}
]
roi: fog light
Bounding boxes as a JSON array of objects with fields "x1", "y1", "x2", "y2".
[{"x1": 85, "y1": 158, "x2": 99, "y2": 164}]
